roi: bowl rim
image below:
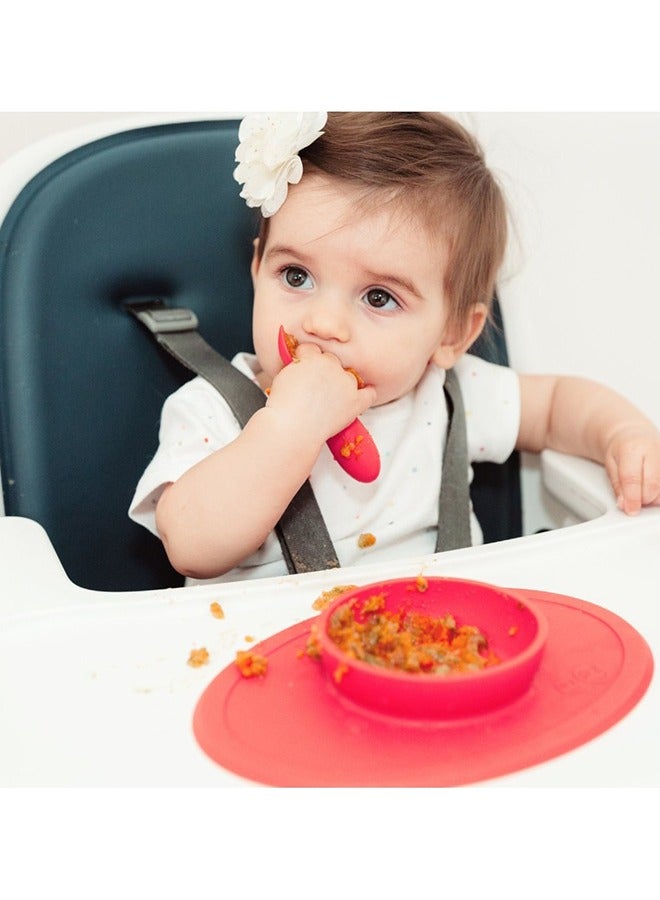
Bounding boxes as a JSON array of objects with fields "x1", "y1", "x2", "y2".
[{"x1": 317, "y1": 576, "x2": 549, "y2": 685}]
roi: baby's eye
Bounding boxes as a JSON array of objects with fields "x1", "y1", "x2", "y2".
[
  {"x1": 363, "y1": 287, "x2": 399, "y2": 311},
  {"x1": 282, "y1": 266, "x2": 313, "y2": 290}
]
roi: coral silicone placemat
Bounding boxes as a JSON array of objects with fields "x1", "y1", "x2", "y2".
[{"x1": 192, "y1": 590, "x2": 653, "y2": 786}]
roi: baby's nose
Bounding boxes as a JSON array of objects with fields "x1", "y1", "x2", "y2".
[{"x1": 302, "y1": 297, "x2": 350, "y2": 343}]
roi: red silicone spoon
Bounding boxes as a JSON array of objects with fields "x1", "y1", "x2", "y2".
[{"x1": 277, "y1": 326, "x2": 380, "y2": 482}]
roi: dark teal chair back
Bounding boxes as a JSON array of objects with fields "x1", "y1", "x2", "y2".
[
  {"x1": 0, "y1": 120, "x2": 255, "y2": 590},
  {"x1": 0, "y1": 118, "x2": 520, "y2": 592}
]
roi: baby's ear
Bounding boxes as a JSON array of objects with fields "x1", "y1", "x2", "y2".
[
  {"x1": 432, "y1": 303, "x2": 488, "y2": 369},
  {"x1": 250, "y1": 238, "x2": 261, "y2": 285}
]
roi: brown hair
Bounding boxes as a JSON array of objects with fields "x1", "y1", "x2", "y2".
[{"x1": 257, "y1": 112, "x2": 507, "y2": 337}]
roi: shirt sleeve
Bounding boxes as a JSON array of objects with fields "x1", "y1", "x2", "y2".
[
  {"x1": 128, "y1": 376, "x2": 241, "y2": 537},
  {"x1": 454, "y1": 354, "x2": 521, "y2": 465}
]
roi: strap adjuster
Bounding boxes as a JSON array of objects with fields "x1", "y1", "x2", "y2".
[{"x1": 125, "y1": 299, "x2": 199, "y2": 334}]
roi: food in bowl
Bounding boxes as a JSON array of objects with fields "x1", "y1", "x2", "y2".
[{"x1": 326, "y1": 590, "x2": 500, "y2": 675}]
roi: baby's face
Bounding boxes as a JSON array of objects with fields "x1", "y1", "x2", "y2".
[{"x1": 251, "y1": 173, "x2": 460, "y2": 406}]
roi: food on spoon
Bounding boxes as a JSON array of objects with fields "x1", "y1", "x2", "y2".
[
  {"x1": 281, "y1": 329, "x2": 299, "y2": 360},
  {"x1": 344, "y1": 367, "x2": 366, "y2": 389},
  {"x1": 340, "y1": 434, "x2": 364, "y2": 458}
]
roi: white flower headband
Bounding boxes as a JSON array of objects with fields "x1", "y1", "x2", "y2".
[{"x1": 233, "y1": 112, "x2": 327, "y2": 218}]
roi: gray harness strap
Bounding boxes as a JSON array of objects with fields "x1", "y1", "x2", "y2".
[
  {"x1": 436, "y1": 367, "x2": 472, "y2": 551},
  {"x1": 127, "y1": 300, "x2": 340, "y2": 574},
  {"x1": 127, "y1": 300, "x2": 472, "y2": 573}
]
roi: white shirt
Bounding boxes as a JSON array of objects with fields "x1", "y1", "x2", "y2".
[{"x1": 129, "y1": 352, "x2": 520, "y2": 585}]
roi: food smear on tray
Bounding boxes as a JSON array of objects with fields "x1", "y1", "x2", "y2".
[{"x1": 326, "y1": 593, "x2": 500, "y2": 676}]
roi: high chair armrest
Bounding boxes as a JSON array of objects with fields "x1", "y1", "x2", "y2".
[{"x1": 540, "y1": 449, "x2": 617, "y2": 522}]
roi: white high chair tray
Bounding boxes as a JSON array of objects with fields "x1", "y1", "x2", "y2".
[{"x1": 0, "y1": 509, "x2": 658, "y2": 787}]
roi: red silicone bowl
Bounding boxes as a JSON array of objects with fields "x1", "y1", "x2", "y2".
[{"x1": 317, "y1": 576, "x2": 548, "y2": 720}]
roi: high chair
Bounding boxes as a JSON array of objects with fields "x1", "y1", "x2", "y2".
[{"x1": 0, "y1": 114, "x2": 632, "y2": 593}]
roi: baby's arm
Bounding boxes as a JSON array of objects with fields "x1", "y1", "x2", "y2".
[
  {"x1": 518, "y1": 374, "x2": 660, "y2": 515},
  {"x1": 155, "y1": 344, "x2": 376, "y2": 579}
]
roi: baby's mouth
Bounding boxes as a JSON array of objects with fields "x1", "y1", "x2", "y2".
[{"x1": 277, "y1": 329, "x2": 365, "y2": 386}]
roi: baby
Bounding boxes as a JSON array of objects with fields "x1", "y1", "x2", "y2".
[{"x1": 129, "y1": 112, "x2": 660, "y2": 584}]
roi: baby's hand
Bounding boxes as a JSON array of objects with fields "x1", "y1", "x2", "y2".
[
  {"x1": 604, "y1": 425, "x2": 660, "y2": 515},
  {"x1": 266, "y1": 342, "x2": 376, "y2": 443}
]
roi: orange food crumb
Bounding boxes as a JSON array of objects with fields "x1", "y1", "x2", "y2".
[
  {"x1": 304, "y1": 624, "x2": 322, "y2": 659},
  {"x1": 415, "y1": 576, "x2": 428, "y2": 592},
  {"x1": 235, "y1": 649, "x2": 268, "y2": 678},
  {"x1": 209, "y1": 601, "x2": 225, "y2": 619},
  {"x1": 327, "y1": 598, "x2": 500, "y2": 675},
  {"x1": 333, "y1": 663, "x2": 349, "y2": 683},
  {"x1": 357, "y1": 532, "x2": 376, "y2": 549},
  {"x1": 187, "y1": 647, "x2": 210, "y2": 667},
  {"x1": 244, "y1": 635, "x2": 255, "y2": 643},
  {"x1": 340, "y1": 434, "x2": 364, "y2": 458},
  {"x1": 312, "y1": 585, "x2": 358, "y2": 611},
  {"x1": 508, "y1": 625, "x2": 519, "y2": 636}
]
